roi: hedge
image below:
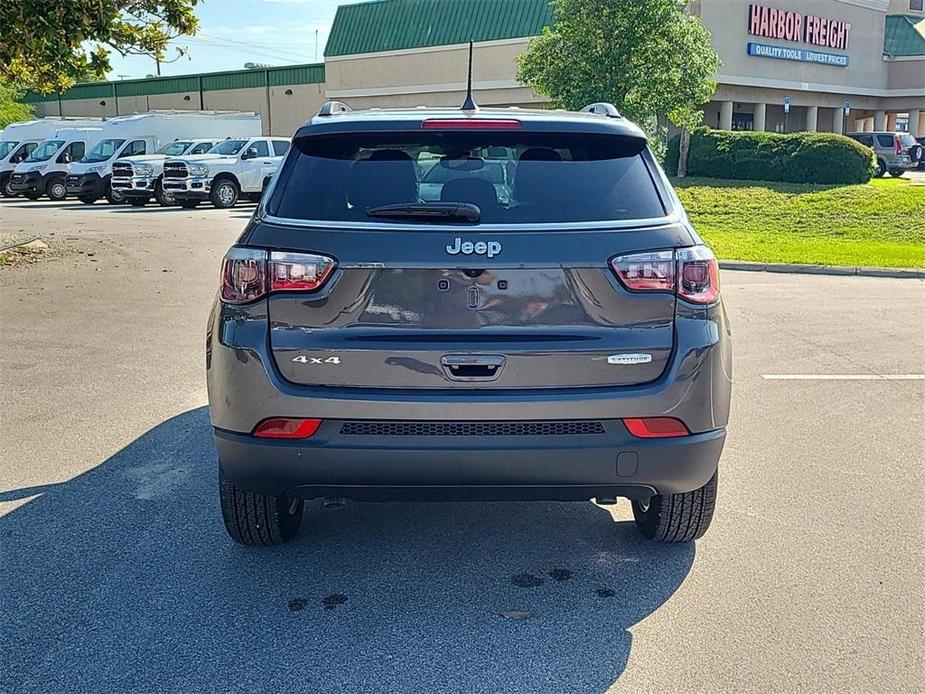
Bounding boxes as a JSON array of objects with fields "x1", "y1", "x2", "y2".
[{"x1": 665, "y1": 128, "x2": 876, "y2": 184}]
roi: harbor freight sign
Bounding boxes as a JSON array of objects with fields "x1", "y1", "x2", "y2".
[
  {"x1": 747, "y1": 42, "x2": 849, "y2": 67},
  {"x1": 748, "y1": 4, "x2": 852, "y2": 50}
]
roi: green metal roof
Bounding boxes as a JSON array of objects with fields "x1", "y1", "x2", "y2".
[
  {"x1": 324, "y1": 0, "x2": 553, "y2": 57},
  {"x1": 24, "y1": 63, "x2": 325, "y2": 103},
  {"x1": 883, "y1": 15, "x2": 925, "y2": 58}
]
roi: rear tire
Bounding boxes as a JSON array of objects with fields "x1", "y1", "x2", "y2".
[
  {"x1": 632, "y1": 471, "x2": 718, "y2": 542},
  {"x1": 46, "y1": 176, "x2": 68, "y2": 201},
  {"x1": 210, "y1": 178, "x2": 239, "y2": 209},
  {"x1": 219, "y1": 468, "x2": 304, "y2": 546}
]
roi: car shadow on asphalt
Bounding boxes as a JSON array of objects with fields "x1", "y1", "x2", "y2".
[{"x1": 1, "y1": 407, "x2": 694, "y2": 693}]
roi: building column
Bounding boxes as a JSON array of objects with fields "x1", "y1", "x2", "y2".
[
  {"x1": 719, "y1": 101, "x2": 734, "y2": 131},
  {"x1": 753, "y1": 103, "x2": 767, "y2": 132},
  {"x1": 886, "y1": 113, "x2": 898, "y2": 131},
  {"x1": 910, "y1": 110, "x2": 923, "y2": 138},
  {"x1": 805, "y1": 106, "x2": 818, "y2": 132},
  {"x1": 874, "y1": 110, "x2": 887, "y2": 130}
]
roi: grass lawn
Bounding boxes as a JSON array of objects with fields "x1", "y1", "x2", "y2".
[{"x1": 672, "y1": 177, "x2": 925, "y2": 268}]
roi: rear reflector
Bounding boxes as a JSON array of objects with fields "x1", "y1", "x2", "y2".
[
  {"x1": 623, "y1": 417, "x2": 689, "y2": 438},
  {"x1": 421, "y1": 119, "x2": 522, "y2": 129},
  {"x1": 253, "y1": 418, "x2": 322, "y2": 439}
]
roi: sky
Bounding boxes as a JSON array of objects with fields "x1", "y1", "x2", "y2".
[{"x1": 106, "y1": 0, "x2": 342, "y2": 79}]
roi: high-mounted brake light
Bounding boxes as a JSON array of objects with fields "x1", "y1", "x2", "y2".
[
  {"x1": 610, "y1": 245, "x2": 720, "y2": 304},
  {"x1": 623, "y1": 417, "x2": 689, "y2": 438},
  {"x1": 421, "y1": 119, "x2": 522, "y2": 129},
  {"x1": 220, "y1": 248, "x2": 336, "y2": 304},
  {"x1": 253, "y1": 417, "x2": 322, "y2": 439}
]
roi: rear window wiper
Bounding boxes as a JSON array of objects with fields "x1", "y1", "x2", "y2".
[{"x1": 366, "y1": 202, "x2": 480, "y2": 222}]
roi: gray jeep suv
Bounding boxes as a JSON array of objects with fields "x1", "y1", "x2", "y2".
[{"x1": 206, "y1": 101, "x2": 732, "y2": 546}]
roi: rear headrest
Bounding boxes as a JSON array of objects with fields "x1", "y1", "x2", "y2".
[
  {"x1": 348, "y1": 149, "x2": 417, "y2": 211},
  {"x1": 440, "y1": 177, "x2": 498, "y2": 214},
  {"x1": 514, "y1": 148, "x2": 562, "y2": 205}
]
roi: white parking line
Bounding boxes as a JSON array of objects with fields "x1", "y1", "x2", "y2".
[{"x1": 761, "y1": 374, "x2": 925, "y2": 380}]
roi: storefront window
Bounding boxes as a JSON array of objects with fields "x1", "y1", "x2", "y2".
[{"x1": 910, "y1": 0, "x2": 923, "y2": 12}]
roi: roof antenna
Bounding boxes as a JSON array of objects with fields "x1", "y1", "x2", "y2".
[{"x1": 461, "y1": 40, "x2": 477, "y2": 111}]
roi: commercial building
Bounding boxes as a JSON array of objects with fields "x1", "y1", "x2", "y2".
[{"x1": 25, "y1": 0, "x2": 925, "y2": 137}]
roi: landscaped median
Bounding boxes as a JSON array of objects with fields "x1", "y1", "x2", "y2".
[{"x1": 673, "y1": 177, "x2": 925, "y2": 270}]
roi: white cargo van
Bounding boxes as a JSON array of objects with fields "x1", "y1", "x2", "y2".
[
  {"x1": 9, "y1": 127, "x2": 104, "y2": 200},
  {"x1": 67, "y1": 110, "x2": 261, "y2": 204},
  {"x1": 0, "y1": 118, "x2": 101, "y2": 197}
]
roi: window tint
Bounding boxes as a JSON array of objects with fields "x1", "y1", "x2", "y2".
[
  {"x1": 189, "y1": 142, "x2": 213, "y2": 154},
  {"x1": 123, "y1": 140, "x2": 147, "y2": 156},
  {"x1": 911, "y1": 0, "x2": 923, "y2": 12},
  {"x1": 250, "y1": 140, "x2": 270, "y2": 157},
  {"x1": 268, "y1": 131, "x2": 664, "y2": 225},
  {"x1": 272, "y1": 140, "x2": 291, "y2": 156},
  {"x1": 157, "y1": 141, "x2": 192, "y2": 156},
  {"x1": 60, "y1": 141, "x2": 85, "y2": 162},
  {"x1": 854, "y1": 135, "x2": 873, "y2": 147},
  {"x1": 876, "y1": 134, "x2": 895, "y2": 148}
]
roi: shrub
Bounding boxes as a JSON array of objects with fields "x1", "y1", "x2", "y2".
[{"x1": 665, "y1": 128, "x2": 875, "y2": 184}]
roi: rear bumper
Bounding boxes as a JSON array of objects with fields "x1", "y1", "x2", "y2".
[
  {"x1": 215, "y1": 423, "x2": 725, "y2": 500},
  {"x1": 207, "y1": 298, "x2": 732, "y2": 499},
  {"x1": 65, "y1": 173, "x2": 106, "y2": 197}
]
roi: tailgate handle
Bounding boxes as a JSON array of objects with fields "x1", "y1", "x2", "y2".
[{"x1": 441, "y1": 354, "x2": 505, "y2": 382}]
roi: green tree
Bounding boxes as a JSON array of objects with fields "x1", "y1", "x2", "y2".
[
  {"x1": 0, "y1": 81, "x2": 34, "y2": 128},
  {"x1": 0, "y1": 1, "x2": 200, "y2": 93},
  {"x1": 517, "y1": 0, "x2": 720, "y2": 152}
]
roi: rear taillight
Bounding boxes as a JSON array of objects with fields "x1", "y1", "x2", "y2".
[
  {"x1": 269, "y1": 252, "x2": 335, "y2": 292},
  {"x1": 253, "y1": 417, "x2": 322, "y2": 439},
  {"x1": 623, "y1": 417, "x2": 689, "y2": 438},
  {"x1": 611, "y1": 245, "x2": 720, "y2": 305},
  {"x1": 676, "y1": 246, "x2": 720, "y2": 304},
  {"x1": 895, "y1": 135, "x2": 903, "y2": 155},
  {"x1": 220, "y1": 248, "x2": 336, "y2": 304},
  {"x1": 610, "y1": 250, "x2": 675, "y2": 291},
  {"x1": 221, "y1": 248, "x2": 267, "y2": 304}
]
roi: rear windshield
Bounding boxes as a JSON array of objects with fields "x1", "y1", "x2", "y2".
[{"x1": 267, "y1": 131, "x2": 666, "y2": 224}]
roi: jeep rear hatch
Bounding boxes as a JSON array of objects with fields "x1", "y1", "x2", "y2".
[{"x1": 246, "y1": 124, "x2": 704, "y2": 389}]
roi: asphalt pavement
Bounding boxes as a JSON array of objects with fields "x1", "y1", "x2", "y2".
[{"x1": 1, "y1": 199, "x2": 923, "y2": 693}]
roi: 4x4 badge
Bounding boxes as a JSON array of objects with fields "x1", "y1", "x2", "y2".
[{"x1": 446, "y1": 237, "x2": 501, "y2": 259}]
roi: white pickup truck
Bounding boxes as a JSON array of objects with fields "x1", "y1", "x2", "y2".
[
  {"x1": 161, "y1": 137, "x2": 290, "y2": 208},
  {"x1": 111, "y1": 139, "x2": 218, "y2": 206}
]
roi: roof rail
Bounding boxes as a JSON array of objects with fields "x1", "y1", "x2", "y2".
[
  {"x1": 317, "y1": 100, "x2": 352, "y2": 117},
  {"x1": 580, "y1": 103, "x2": 622, "y2": 118}
]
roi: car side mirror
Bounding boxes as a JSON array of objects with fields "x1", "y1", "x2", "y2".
[{"x1": 242, "y1": 147, "x2": 258, "y2": 160}]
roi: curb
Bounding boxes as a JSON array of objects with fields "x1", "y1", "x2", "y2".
[{"x1": 719, "y1": 261, "x2": 924, "y2": 279}]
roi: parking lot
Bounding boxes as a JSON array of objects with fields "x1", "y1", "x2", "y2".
[{"x1": 1, "y1": 198, "x2": 923, "y2": 693}]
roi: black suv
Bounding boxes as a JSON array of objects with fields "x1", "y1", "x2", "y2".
[{"x1": 207, "y1": 101, "x2": 732, "y2": 546}]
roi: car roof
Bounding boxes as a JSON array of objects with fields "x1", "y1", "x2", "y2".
[{"x1": 296, "y1": 106, "x2": 648, "y2": 141}]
